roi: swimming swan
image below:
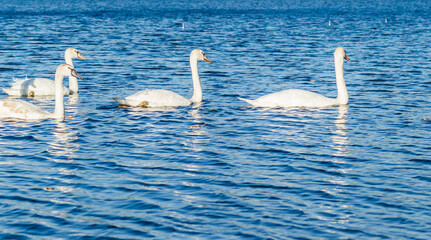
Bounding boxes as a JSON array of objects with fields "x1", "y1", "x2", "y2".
[
  {"x1": 239, "y1": 47, "x2": 350, "y2": 108},
  {"x1": 114, "y1": 49, "x2": 212, "y2": 107},
  {"x1": 0, "y1": 64, "x2": 83, "y2": 120},
  {"x1": 2, "y1": 48, "x2": 86, "y2": 97}
]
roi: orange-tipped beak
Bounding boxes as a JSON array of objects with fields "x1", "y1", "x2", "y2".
[
  {"x1": 78, "y1": 52, "x2": 87, "y2": 60},
  {"x1": 203, "y1": 55, "x2": 212, "y2": 64},
  {"x1": 344, "y1": 55, "x2": 350, "y2": 61}
]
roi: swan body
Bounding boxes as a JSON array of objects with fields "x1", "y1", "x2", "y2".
[
  {"x1": 115, "y1": 89, "x2": 192, "y2": 107},
  {"x1": 0, "y1": 64, "x2": 83, "y2": 120},
  {"x1": 114, "y1": 49, "x2": 212, "y2": 108},
  {"x1": 239, "y1": 47, "x2": 350, "y2": 108},
  {"x1": 3, "y1": 77, "x2": 70, "y2": 96},
  {"x1": 239, "y1": 89, "x2": 340, "y2": 108},
  {"x1": 2, "y1": 48, "x2": 86, "y2": 97}
]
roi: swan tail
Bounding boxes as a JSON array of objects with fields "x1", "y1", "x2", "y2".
[
  {"x1": 2, "y1": 87, "x2": 26, "y2": 96},
  {"x1": 238, "y1": 97, "x2": 256, "y2": 106},
  {"x1": 113, "y1": 98, "x2": 132, "y2": 106},
  {"x1": 2, "y1": 77, "x2": 31, "y2": 96},
  {"x1": 2, "y1": 88, "x2": 16, "y2": 96}
]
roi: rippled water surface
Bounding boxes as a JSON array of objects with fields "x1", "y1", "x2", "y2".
[{"x1": 0, "y1": 5, "x2": 430, "y2": 239}]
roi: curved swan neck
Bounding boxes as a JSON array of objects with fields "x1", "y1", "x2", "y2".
[
  {"x1": 53, "y1": 71, "x2": 66, "y2": 119},
  {"x1": 68, "y1": 75, "x2": 79, "y2": 94},
  {"x1": 335, "y1": 56, "x2": 348, "y2": 105},
  {"x1": 190, "y1": 57, "x2": 202, "y2": 103},
  {"x1": 65, "y1": 57, "x2": 78, "y2": 94}
]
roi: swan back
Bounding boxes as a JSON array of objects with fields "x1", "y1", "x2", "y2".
[
  {"x1": 0, "y1": 99, "x2": 51, "y2": 120},
  {"x1": 120, "y1": 89, "x2": 191, "y2": 107},
  {"x1": 242, "y1": 89, "x2": 338, "y2": 108}
]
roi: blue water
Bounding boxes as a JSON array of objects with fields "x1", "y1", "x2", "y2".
[{"x1": 0, "y1": 2, "x2": 431, "y2": 239}]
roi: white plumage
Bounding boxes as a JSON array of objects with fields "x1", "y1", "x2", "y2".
[
  {"x1": 2, "y1": 48, "x2": 86, "y2": 97},
  {"x1": 0, "y1": 64, "x2": 83, "y2": 120},
  {"x1": 114, "y1": 49, "x2": 212, "y2": 108},
  {"x1": 239, "y1": 47, "x2": 350, "y2": 108}
]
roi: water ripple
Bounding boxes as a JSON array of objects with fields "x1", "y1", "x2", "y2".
[{"x1": 0, "y1": 7, "x2": 430, "y2": 240}]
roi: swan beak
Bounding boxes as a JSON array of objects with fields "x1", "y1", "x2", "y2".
[
  {"x1": 77, "y1": 52, "x2": 87, "y2": 60},
  {"x1": 203, "y1": 55, "x2": 212, "y2": 64},
  {"x1": 72, "y1": 70, "x2": 84, "y2": 80},
  {"x1": 344, "y1": 55, "x2": 350, "y2": 61}
]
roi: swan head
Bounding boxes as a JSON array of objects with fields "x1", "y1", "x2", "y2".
[
  {"x1": 191, "y1": 49, "x2": 212, "y2": 63},
  {"x1": 334, "y1": 47, "x2": 350, "y2": 61},
  {"x1": 65, "y1": 48, "x2": 86, "y2": 60},
  {"x1": 57, "y1": 64, "x2": 83, "y2": 80}
]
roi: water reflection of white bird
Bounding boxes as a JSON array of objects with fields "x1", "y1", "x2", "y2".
[
  {"x1": 48, "y1": 120, "x2": 80, "y2": 160},
  {"x1": 185, "y1": 104, "x2": 209, "y2": 156},
  {"x1": 331, "y1": 105, "x2": 349, "y2": 157}
]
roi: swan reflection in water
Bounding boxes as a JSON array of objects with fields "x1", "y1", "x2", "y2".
[
  {"x1": 48, "y1": 120, "x2": 80, "y2": 160},
  {"x1": 331, "y1": 105, "x2": 350, "y2": 157},
  {"x1": 189, "y1": 103, "x2": 208, "y2": 142},
  {"x1": 184, "y1": 103, "x2": 209, "y2": 159}
]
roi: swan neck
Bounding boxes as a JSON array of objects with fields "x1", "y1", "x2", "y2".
[
  {"x1": 54, "y1": 72, "x2": 65, "y2": 119},
  {"x1": 64, "y1": 58, "x2": 78, "y2": 93},
  {"x1": 335, "y1": 57, "x2": 348, "y2": 105},
  {"x1": 68, "y1": 76, "x2": 79, "y2": 94},
  {"x1": 190, "y1": 58, "x2": 202, "y2": 103},
  {"x1": 65, "y1": 55, "x2": 73, "y2": 66}
]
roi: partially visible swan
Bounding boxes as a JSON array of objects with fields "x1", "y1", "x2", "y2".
[
  {"x1": 2, "y1": 48, "x2": 86, "y2": 97},
  {"x1": 0, "y1": 64, "x2": 83, "y2": 120},
  {"x1": 239, "y1": 47, "x2": 350, "y2": 108},
  {"x1": 114, "y1": 49, "x2": 212, "y2": 107}
]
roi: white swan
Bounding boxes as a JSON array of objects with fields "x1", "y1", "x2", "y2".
[
  {"x1": 239, "y1": 47, "x2": 350, "y2": 108},
  {"x1": 114, "y1": 49, "x2": 212, "y2": 107},
  {"x1": 2, "y1": 48, "x2": 86, "y2": 97},
  {"x1": 0, "y1": 64, "x2": 83, "y2": 120}
]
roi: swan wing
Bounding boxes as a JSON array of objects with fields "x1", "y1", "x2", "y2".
[
  {"x1": 242, "y1": 89, "x2": 337, "y2": 108},
  {"x1": 0, "y1": 99, "x2": 51, "y2": 120},
  {"x1": 118, "y1": 89, "x2": 191, "y2": 107},
  {"x1": 3, "y1": 78, "x2": 70, "y2": 96}
]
